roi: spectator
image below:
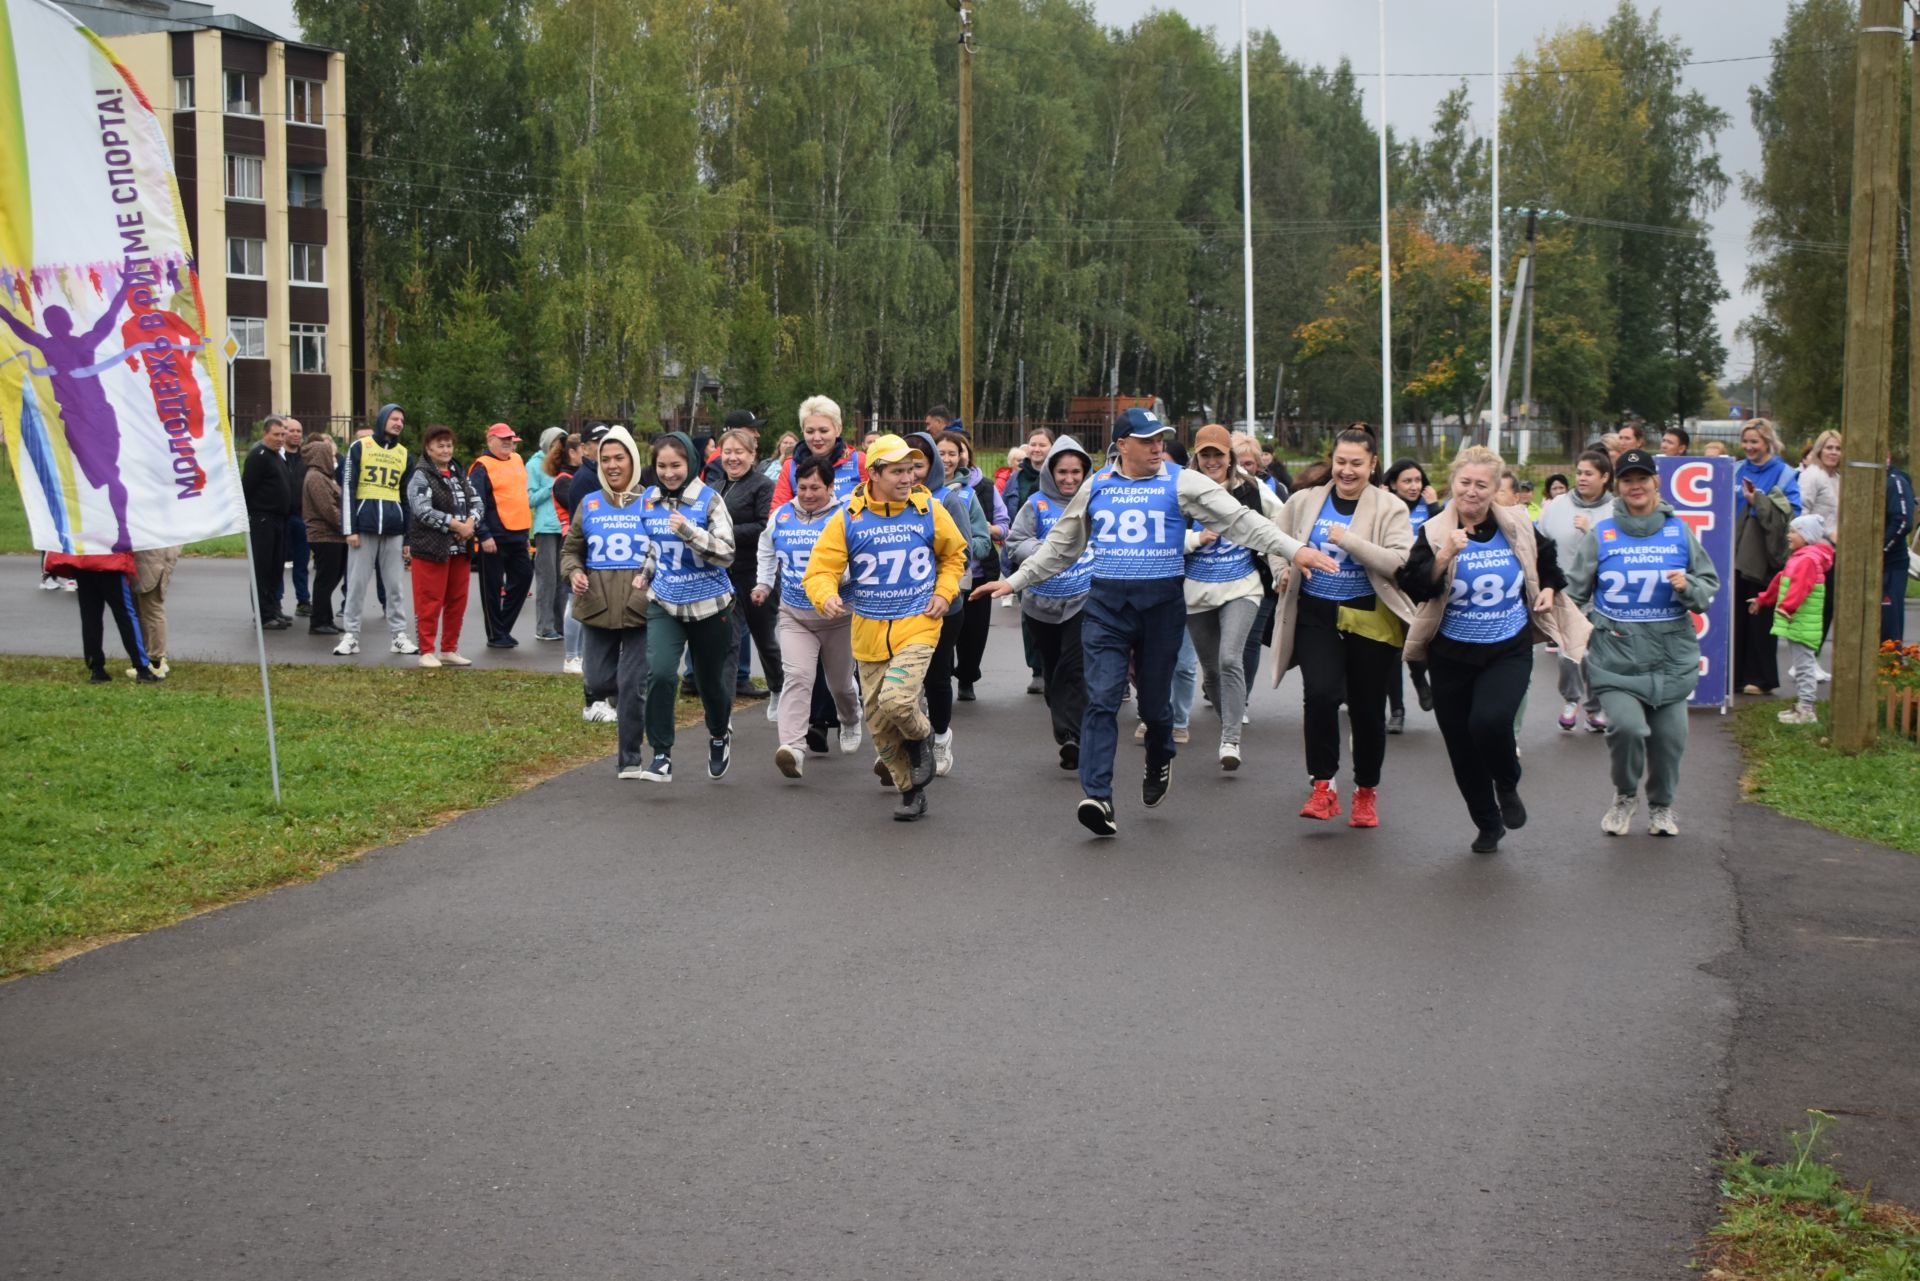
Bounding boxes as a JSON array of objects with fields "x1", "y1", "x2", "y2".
[
  {"x1": 529, "y1": 426, "x2": 569, "y2": 643},
  {"x1": 336, "y1": 403, "x2": 418, "y2": 657},
  {"x1": 469, "y1": 422, "x2": 535, "y2": 649},
  {"x1": 1702, "y1": 440, "x2": 1729, "y2": 457},
  {"x1": 276, "y1": 416, "x2": 311, "y2": 620},
  {"x1": 127, "y1": 545, "x2": 180, "y2": 678},
  {"x1": 301, "y1": 432, "x2": 346, "y2": 636},
  {"x1": 1733, "y1": 417, "x2": 1801, "y2": 695},
  {"x1": 406, "y1": 423, "x2": 484, "y2": 668},
  {"x1": 46, "y1": 550, "x2": 156, "y2": 682},
  {"x1": 1884, "y1": 455, "x2": 1915, "y2": 644},
  {"x1": 1661, "y1": 426, "x2": 1691, "y2": 457},
  {"x1": 762, "y1": 430, "x2": 798, "y2": 482},
  {"x1": 241, "y1": 415, "x2": 295, "y2": 630}
]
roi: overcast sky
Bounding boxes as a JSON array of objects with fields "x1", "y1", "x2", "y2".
[{"x1": 230, "y1": 0, "x2": 1787, "y2": 379}]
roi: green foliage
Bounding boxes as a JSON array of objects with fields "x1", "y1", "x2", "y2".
[
  {"x1": 390, "y1": 259, "x2": 517, "y2": 454},
  {"x1": 1733, "y1": 701, "x2": 1920, "y2": 855}
]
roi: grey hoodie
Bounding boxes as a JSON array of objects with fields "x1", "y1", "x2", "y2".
[
  {"x1": 907, "y1": 430, "x2": 992, "y2": 612},
  {"x1": 1005, "y1": 435, "x2": 1093, "y2": 623}
]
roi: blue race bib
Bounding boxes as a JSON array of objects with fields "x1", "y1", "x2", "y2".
[
  {"x1": 770, "y1": 501, "x2": 838, "y2": 613},
  {"x1": 1301, "y1": 494, "x2": 1373, "y2": 602},
  {"x1": 641, "y1": 486, "x2": 734, "y2": 607},
  {"x1": 1592, "y1": 517, "x2": 1691, "y2": 623},
  {"x1": 1184, "y1": 517, "x2": 1256, "y2": 584},
  {"x1": 1027, "y1": 496, "x2": 1096, "y2": 598},
  {"x1": 579, "y1": 494, "x2": 650, "y2": 571},
  {"x1": 843, "y1": 503, "x2": 939, "y2": 620},
  {"x1": 1083, "y1": 464, "x2": 1185, "y2": 581},
  {"x1": 1439, "y1": 528, "x2": 1528, "y2": 644}
]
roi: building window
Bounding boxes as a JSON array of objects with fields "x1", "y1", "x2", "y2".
[
  {"x1": 289, "y1": 243, "x2": 325, "y2": 285},
  {"x1": 173, "y1": 76, "x2": 194, "y2": 111},
  {"x1": 223, "y1": 69, "x2": 260, "y2": 116},
  {"x1": 227, "y1": 236, "x2": 265, "y2": 279},
  {"x1": 288, "y1": 167, "x2": 324, "y2": 209},
  {"x1": 228, "y1": 316, "x2": 266, "y2": 359},
  {"x1": 225, "y1": 153, "x2": 263, "y2": 201},
  {"x1": 290, "y1": 323, "x2": 327, "y2": 374},
  {"x1": 287, "y1": 77, "x2": 323, "y2": 126}
]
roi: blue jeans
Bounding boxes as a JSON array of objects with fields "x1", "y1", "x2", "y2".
[
  {"x1": 1171, "y1": 627, "x2": 1198, "y2": 730},
  {"x1": 1078, "y1": 581, "x2": 1186, "y2": 800}
]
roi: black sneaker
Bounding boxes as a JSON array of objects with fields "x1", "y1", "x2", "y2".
[
  {"x1": 892, "y1": 786, "x2": 928, "y2": 821},
  {"x1": 135, "y1": 667, "x2": 162, "y2": 684},
  {"x1": 680, "y1": 677, "x2": 698, "y2": 698},
  {"x1": 904, "y1": 737, "x2": 935, "y2": 788},
  {"x1": 876, "y1": 757, "x2": 895, "y2": 788},
  {"x1": 1059, "y1": 739, "x2": 1079, "y2": 771},
  {"x1": 1414, "y1": 676, "x2": 1434, "y2": 713},
  {"x1": 1498, "y1": 788, "x2": 1528, "y2": 830},
  {"x1": 295, "y1": 601, "x2": 312, "y2": 617},
  {"x1": 805, "y1": 724, "x2": 829, "y2": 754},
  {"x1": 88, "y1": 667, "x2": 111, "y2": 684},
  {"x1": 736, "y1": 682, "x2": 769, "y2": 700},
  {"x1": 639, "y1": 753, "x2": 673, "y2": 783},
  {"x1": 957, "y1": 682, "x2": 976, "y2": 702},
  {"x1": 262, "y1": 616, "x2": 291, "y2": 630},
  {"x1": 708, "y1": 732, "x2": 732, "y2": 779},
  {"x1": 1471, "y1": 825, "x2": 1504, "y2": 854},
  {"x1": 1143, "y1": 759, "x2": 1172, "y2": 808},
  {"x1": 1076, "y1": 796, "x2": 1117, "y2": 837}
]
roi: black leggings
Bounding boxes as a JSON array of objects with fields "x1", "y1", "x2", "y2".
[
  {"x1": 925, "y1": 610, "x2": 966, "y2": 735},
  {"x1": 1735, "y1": 573, "x2": 1780, "y2": 692},
  {"x1": 1293, "y1": 595, "x2": 1399, "y2": 788},
  {"x1": 1029, "y1": 610, "x2": 1087, "y2": 745},
  {"x1": 955, "y1": 591, "x2": 995, "y2": 686},
  {"x1": 729, "y1": 590, "x2": 784, "y2": 693},
  {"x1": 75, "y1": 569, "x2": 148, "y2": 672},
  {"x1": 1426, "y1": 644, "x2": 1531, "y2": 832}
]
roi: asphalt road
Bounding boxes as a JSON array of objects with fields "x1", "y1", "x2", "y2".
[{"x1": 1, "y1": 553, "x2": 1912, "y2": 1278}]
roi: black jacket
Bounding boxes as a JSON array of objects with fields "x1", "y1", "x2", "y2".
[
  {"x1": 712, "y1": 466, "x2": 774, "y2": 594},
  {"x1": 242, "y1": 441, "x2": 293, "y2": 519}
]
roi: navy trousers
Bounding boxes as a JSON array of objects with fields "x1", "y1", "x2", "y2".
[{"x1": 1078, "y1": 578, "x2": 1186, "y2": 800}]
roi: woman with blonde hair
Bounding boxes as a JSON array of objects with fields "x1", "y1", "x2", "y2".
[
  {"x1": 770, "y1": 395, "x2": 867, "y2": 507},
  {"x1": 1398, "y1": 445, "x2": 1590, "y2": 853},
  {"x1": 1734, "y1": 417, "x2": 1802, "y2": 694}
]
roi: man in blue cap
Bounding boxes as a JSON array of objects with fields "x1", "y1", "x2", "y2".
[{"x1": 974, "y1": 408, "x2": 1337, "y2": 836}]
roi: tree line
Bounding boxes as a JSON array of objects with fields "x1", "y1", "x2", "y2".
[{"x1": 295, "y1": 0, "x2": 1786, "y2": 450}]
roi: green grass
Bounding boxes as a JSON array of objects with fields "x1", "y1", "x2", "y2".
[
  {"x1": 1732, "y1": 702, "x2": 1920, "y2": 855},
  {"x1": 1702, "y1": 1113, "x2": 1920, "y2": 1280},
  {"x1": 0, "y1": 655, "x2": 659, "y2": 977},
  {"x1": 0, "y1": 476, "x2": 247, "y2": 557}
]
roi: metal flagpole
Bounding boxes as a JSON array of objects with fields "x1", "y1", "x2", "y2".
[
  {"x1": 225, "y1": 342, "x2": 282, "y2": 803},
  {"x1": 1240, "y1": 0, "x2": 1258, "y2": 433},
  {"x1": 1489, "y1": 0, "x2": 1502, "y2": 452},
  {"x1": 1377, "y1": 0, "x2": 1393, "y2": 442}
]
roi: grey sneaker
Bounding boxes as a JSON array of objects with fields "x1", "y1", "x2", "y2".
[
  {"x1": 1601, "y1": 793, "x2": 1638, "y2": 837},
  {"x1": 1648, "y1": 806, "x2": 1679, "y2": 837}
]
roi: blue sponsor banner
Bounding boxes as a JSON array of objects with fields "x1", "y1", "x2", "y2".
[{"x1": 1659, "y1": 456, "x2": 1734, "y2": 710}]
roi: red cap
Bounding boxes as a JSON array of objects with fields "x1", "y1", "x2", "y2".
[{"x1": 486, "y1": 423, "x2": 519, "y2": 441}]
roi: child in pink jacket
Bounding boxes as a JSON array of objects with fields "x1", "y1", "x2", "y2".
[{"x1": 1750, "y1": 514, "x2": 1834, "y2": 723}]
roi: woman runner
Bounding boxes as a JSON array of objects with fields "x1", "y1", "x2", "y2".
[
  {"x1": 1536, "y1": 449, "x2": 1616, "y2": 732},
  {"x1": 1382, "y1": 457, "x2": 1437, "y2": 730},
  {"x1": 1004, "y1": 434, "x2": 1096, "y2": 769}
]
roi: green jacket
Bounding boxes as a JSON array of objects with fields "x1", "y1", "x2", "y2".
[
  {"x1": 1768, "y1": 575, "x2": 1826, "y2": 648},
  {"x1": 1564, "y1": 502, "x2": 1721, "y2": 709}
]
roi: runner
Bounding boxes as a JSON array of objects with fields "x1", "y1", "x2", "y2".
[
  {"x1": 1382, "y1": 458, "x2": 1436, "y2": 731},
  {"x1": 1269, "y1": 427, "x2": 1415, "y2": 829},
  {"x1": 944, "y1": 430, "x2": 1009, "y2": 704},
  {"x1": 1003, "y1": 434, "x2": 1096, "y2": 769},
  {"x1": 1536, "y1": 449, "x2": 1615, "y2": 733},
  {"x1": 974, "y1": 409, "x2": 1335, "y2": 837},
  {"x1": 770, "y1": 396, "x2": 868, "y2": 507},
  {"x1": 803, "y1": 434, "x2": 969, "y2": 821},
  {"x1": 637, "y1": 431, "x2": 738, "y2": 784},
  {"x1": 909, "y1": 430, "x2": 992, "y2": 778},
  {"x1": 1398, "y1": 445, "x2": 1590, "y2": 854},
  {"x1": 558, "y1": 427, "x2": 657, "y2": 779},
  {"x1": 1182, "y1": 424, "x2": 1283, "y2": 771},
  {"x1": 756, "y1": 454, "x2": 863, "y2": 777},
  {"x1": 1562, "y1": 448, "x2": 1721, "y2": 836}
]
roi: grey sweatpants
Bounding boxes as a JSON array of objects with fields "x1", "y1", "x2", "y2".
[
  {"x1": 1557, "y1": 653, "x2": 1601, "y2": 715},
  {"x1": 533, "y1": 531, "x2": 565, "y2": 637},
  {"x1": 582, "y1": 623, "x2": 651, "y2": 770},
  {"x1": 1785, "y1": 640, "x2": 1819, "y2": 706},
  {"x1": 1596, "y1": 691, "x2": 1688, "y2": 808},
  {"x1": 1187, "y1": 596, "x2": 1258, "y2": 745},
  {"x1": 342, "y1": 534, "x2": 413, "y2": 638}
]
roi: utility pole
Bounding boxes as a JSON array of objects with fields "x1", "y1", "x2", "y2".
[
  {"x1": 1833, "y1": 0, "x2": 1903, "y2": 753},
  {"x1": 1238, "y1": 0, "x2": 1257, "y2": 443},
  {"x1": 1910, "y1": 6, "x2": 1920, "y2": 470},
  {"x1": 955, "y1": 0, "x2": 976, "y2": 430},
  {"x1": 1518, "y1": 207, "x2": 1538, "y2": 466}
]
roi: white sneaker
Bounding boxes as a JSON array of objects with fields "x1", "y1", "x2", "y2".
[
  {"x1": 775, "y1": 744, "x2": 804, "y2": 778},
  {"x1": 1219, "y1": 741, "x2": 1241, "y2": 771},
  {"x1": 1601, "y1": 793, "x2": 1638, "y2": 837},
  {"x1": 1242, "y1": 710, "x2": 1251, "y2": 725},
  {"x1": 391, "y1": 635, "x2": 420, "y2": 655},
  {"x1": 766, "y1": 690, "x2": 781, "y2": 723},
  {"x1": 838, "y1": 723, "x2": 863, "y2": 754},
  {"x1": 582, "y1": 699, "x2": 617, "y2": 723},
  {"x1": 332, "y1": 633, "x2": 360, "y2": 656},
  {"x1": 1815, "y1": 664, "x2": 1831, "y2": 683},
  {"x1": 617, "y1": 765, "x2": 647, "y2": 780},
  {"x1": 37, "y1": 575, "x2": 60, "y2": 591},
  {"x1": 1777, "y1": 704, "x2": 1818, "y2": 725},
  {"x1": 418, "y1": 653, "x2": 442, "y2": 669},
  {"x1": 440, "y1": 652, "x2": 471, "y2": 667},
  {"x1": 1648, "y1": 806, "x2": 1679, "y2": 837},
  {"x1": 562, "y1": 656, "x2": 583, "y2": 675},
  {"x1": 933, "y1": 729, "x2": 954, "y2": 777},
  {"x1": 59, "y1": 577, "x2": 77, "y2": 592}
]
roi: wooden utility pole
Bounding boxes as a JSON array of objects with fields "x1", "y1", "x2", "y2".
[
  {"x1": 956, "y1": 0, "x2": 975, "y2": 430},
  {"x1": 1833, "y1": 0, "x2": 1904, "y2": 753},
  {"x1": 1910, "y1": 7, "x2": 1920, "y2": 471}
]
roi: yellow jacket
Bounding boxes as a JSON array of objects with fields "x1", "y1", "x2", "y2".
[{"x1": 804, "y1": 484, "x2": 968, "y2": 661}]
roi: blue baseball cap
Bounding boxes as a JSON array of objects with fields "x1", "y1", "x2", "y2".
[{"x1": 1111, "y1": 407, "x2": 1172, "y2": 445}]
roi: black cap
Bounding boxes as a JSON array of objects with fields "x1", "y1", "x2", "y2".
[
  {"x1": 723, "y1": 409, "x2": 765, "y2": 430},
  {"x1": 1614, "y1": 448, "x2": 1659, "y2": 479},
  {"x1": 586, "y1": 423, "x2": 612, "y2": 444}
]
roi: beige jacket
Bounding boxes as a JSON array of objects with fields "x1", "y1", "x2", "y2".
[
  {"x1": 1269, "y1": 483, "x2": 1414, "y2": 686},
  {"x1": 1401, "y1": 502, "x2": 1592, "y2": 663}
]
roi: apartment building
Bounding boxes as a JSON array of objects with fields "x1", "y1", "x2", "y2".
[{"x1": 59, "y1": 0, "x2": 352, "y2": 430}]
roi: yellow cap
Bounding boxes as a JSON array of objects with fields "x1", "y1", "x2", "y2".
[{"x1": 865, "y1": 433, "x2": 913, "y2": 467}]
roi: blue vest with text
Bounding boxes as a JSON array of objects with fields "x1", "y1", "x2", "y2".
[
  {"x1": 1408, "y1": 500, "x2": 1431, "y2": 539},
  {"x1": 1591, "y1": 517, "x2": 1691, "y2": 623},
  {"x1": 640, "y1": 485, "x2": 733, "y2": 607},
  {"x1": 843, "y1": 502, "x2": 939, "y2": 620},
  {"x1": 578, "y1": 493, "x2": 651, "y2": 571},
  {"x1": 1027, "y1": 495, "x2": 1096, "y2": 598},
  {"x1": 769, "y1": 500, "x2": 838, "y2": 614},
  {"x1": 1440, "y1": 528, "x2": 1529, "y2": 644},
  {"x1": 1185, "y1": 517, "x2": 1256, "y2": 584},
  {"x1": 1083, "y1": 464, "x2": 1185, "y2": 581},
  {"x1": 1301, "y1": 494, "x2": 1374, "y2": 602}
]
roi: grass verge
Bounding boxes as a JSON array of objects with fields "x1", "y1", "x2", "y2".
[
  {"x1": 1702, "y1": 1113, "x2": 1920, "y2": 1280},
  {"x1": 1732, "y1": 701, "x2": 1920, "y2": 855},
  {"x1": 0, "y1": 479, "x2": 246, "y2": 557},
  {"x1": 0, "y1": 655, "x2": 671, "y2": 978}
]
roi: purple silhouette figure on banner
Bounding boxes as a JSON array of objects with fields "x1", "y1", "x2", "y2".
[{"x1": 0, "y1": 276, "x2": 136, "y2": 550}]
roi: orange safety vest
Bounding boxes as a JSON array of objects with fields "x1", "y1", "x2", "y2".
[{"x1": 470, "y1": 452, "x2": 531, "y2": 532}]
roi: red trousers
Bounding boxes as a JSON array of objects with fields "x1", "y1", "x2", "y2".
[{"x1": 411, "y1": 554, "x2": 470, "y2": 654}]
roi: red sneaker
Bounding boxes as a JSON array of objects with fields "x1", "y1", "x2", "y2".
[
  {"x1": 1349, "y1": 786, "x2": 1380, "y2": 828},
  {"x1": 1299, "y1": 780, "x2": 1341, "y2": 821}
]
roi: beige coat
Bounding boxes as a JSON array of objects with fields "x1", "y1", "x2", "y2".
[
  {"x1": 1401, "y1": 501, "x2": 1592, "y2": 663},
  {"x1": 1269, "y1": 483, "x2": 1415, "y2": 685}
]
